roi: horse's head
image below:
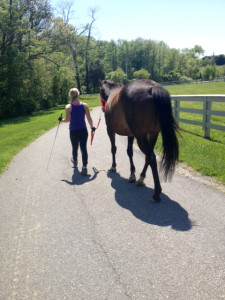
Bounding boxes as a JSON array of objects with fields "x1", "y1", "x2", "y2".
[{"x1": 99, "y1": 79, "x2": 122, "y2": 112}]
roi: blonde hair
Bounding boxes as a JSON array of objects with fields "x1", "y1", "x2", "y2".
[{"x1": 69, "y1": 88, "x2": 80, "y2": 100}]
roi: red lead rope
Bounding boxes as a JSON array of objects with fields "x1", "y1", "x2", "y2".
[{"x1": 90, "y1": 98, "x2": 107, "y2": 145}]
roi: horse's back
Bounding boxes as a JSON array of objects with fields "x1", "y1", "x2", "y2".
[
  {"x1": 105, "y1": 79, "x2": 170, "y2": 138},
  {"x1": 119, "y1": 80, "x2": 162, "y2": 137}
]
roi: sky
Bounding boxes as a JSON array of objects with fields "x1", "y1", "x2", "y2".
[{"x1": 50, "y1": 0, "x2": 225, "y2": 56}]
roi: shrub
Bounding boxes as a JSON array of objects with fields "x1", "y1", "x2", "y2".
[
  {"x1": 133, "y1": 68, "x2": 150, "y2": 79},
  {"x1": 110, "y1": 67, "x2": 127, "y2": 83}
]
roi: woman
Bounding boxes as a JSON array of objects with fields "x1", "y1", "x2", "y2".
[{"x1": 59, "y1": 88, "x2": 95, "y2": 175}]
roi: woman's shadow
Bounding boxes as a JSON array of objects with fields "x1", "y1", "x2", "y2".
[
  {"x1": 61, "y1": 167, "x2": 100, "y2": 186},
  {"x1": 107, "y1": 171, "x2": 193, "y2": 231}
]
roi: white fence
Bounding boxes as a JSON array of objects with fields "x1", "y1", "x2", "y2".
[{"x1": 171, "y1": 95, "x2": 225, "y2": 138}]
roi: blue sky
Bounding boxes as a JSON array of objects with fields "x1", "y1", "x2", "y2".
[{"x1": 50, "y1": 0, "x2": 225, "y2": 56}]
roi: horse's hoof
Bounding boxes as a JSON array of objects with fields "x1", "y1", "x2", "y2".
[
  {"x1": 128, "y1": 174, "x2": 136, "y2": 183},
  {"x1": 151, "y1": 196, "x2": 161, "y2": 203},
  {"x1": 109, "y1": 167, "x2": 116, "y2": 172},
  {"x1": 136, "y1": 177, "x2": 145, "y2": 186}
]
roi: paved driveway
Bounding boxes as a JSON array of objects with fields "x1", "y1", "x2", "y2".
[{"x1": 0, "y1": 107, "x2": 225, "y2": 300}]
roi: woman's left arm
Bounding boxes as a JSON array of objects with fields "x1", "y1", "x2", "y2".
[{"x1": 61, "y1": 104, "x2": 71, "y2": 123}]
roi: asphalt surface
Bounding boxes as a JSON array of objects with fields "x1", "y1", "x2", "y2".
[{"x1": 0, "y1": 107, "x2": 225, "y2": 300}]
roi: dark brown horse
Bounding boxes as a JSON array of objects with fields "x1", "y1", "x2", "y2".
[{"x1": 99, "y1": 79, "x2": 179, "y2": 202}]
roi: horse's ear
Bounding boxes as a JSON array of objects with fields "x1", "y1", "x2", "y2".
[{"x1": 99, "y1": 79, "x2": 103, "y2": 86}]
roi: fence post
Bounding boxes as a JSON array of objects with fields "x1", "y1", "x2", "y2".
[
  {"x1": 174, "y1": 98, "x2": 180, "y2": 125},
  {"x1": 203, "y1": 97, "x2": 212, "y2": 138}
]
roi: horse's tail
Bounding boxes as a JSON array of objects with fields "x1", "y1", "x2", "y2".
[{"x1": 150, "y1": 85, "x2": 179, "y2": 180}]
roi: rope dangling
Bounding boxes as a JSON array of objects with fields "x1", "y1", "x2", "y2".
[
  {"x1": 90, "y1": 98, "x2": 107, "y2": 145},
  {"x1": 90, "y1": 117, "x2": 101, "y2": 145}
]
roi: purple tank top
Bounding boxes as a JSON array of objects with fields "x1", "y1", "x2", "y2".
[{"x1": 69, "y1": 103, "x2": 86, "y2": 131}]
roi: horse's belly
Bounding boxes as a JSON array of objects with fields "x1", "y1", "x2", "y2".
[
  {"x1": 106, "y1": 102, "x2": 133, "y2": 136},
  {"x1": 113, "y1": 114, "x2": 131, "y2": 136},
  {"x1": 116, "y1": 127, "x2": 133, "y2": 136},
  {"x1": 107, "y1": 117, "x2": 132, "y2": 136}
]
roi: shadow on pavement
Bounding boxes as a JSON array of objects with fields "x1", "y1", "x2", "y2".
[
  {"x1": 107, "y1": 171, "x2": 193, "y2": 231},
  {"x1": 61, "y1": 167, "x2": 100, "y2": 185}
]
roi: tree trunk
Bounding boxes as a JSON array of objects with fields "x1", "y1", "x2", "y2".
[
  {"x1": 85, "y1": 47, "x2": 89, "y2": 93},
  {"x1": 71, "y1": 47, "x2": 81, "y2": 92},
  {"x1": 85, "y1": 9, "x2": 96, "y2": 94}
]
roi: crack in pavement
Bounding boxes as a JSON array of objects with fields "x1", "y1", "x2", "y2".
[{"x1": 74, "y1": 186, "x2": 133, "y2": 300}]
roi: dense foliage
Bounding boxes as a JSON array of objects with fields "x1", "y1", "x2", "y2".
[{"x1": 1, "y1": 0, "x2": 225, "y2": 119}]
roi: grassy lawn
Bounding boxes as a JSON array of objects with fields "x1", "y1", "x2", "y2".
[
  {"x1": 0, "y1": 83, "x2": 225, "y2": 186},
  {"x1": 79, "y1": 93, "x2": 100, "y2": 107},
  {"x1": 165, "y1": 81, "x2": 225, "y2": 95}
]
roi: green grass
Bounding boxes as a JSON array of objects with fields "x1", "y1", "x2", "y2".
[
  {"x1": 80, "y1": 93, "x2": 100, "y2": 107},
  {"x1": 0, "y1": 95, "x2": 99, "y2": 175},
  {"x1": 165, "y1": 81, "x2": 225, "y2": 95}
]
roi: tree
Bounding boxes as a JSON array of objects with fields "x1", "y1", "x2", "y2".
[
  {"x1": 215, "y1": 54, "x2": 225, "y2": 66},
  {"x1": 133, "y1": 68, "x2": 150, "y2": 79},
  {"x1": 51, "y1": 3, "x2": 99, "y2": 93},
  {"x1": 105, "y1": 40, "x2": 118, "y2": 72},
  {"x1": 48, "y1": 17, "x2": 85, "y2": 91},
  {"x1": 85, "y1": 8, "x2": 97, "y2": 94},
  {"x1": 0, "y1": 0, "x2": 52, "y2": 118},
  {"x1": 1, "y1": 0, "x2": 222, "y2": 119},
  {"x1": 88, "y1": 59, "x2": 105, "y2": 92},
  {"x1": 202, "y1": 65, "x2": 217, "y2": 80},
  {"x1": 109, "y1": 67, "x2": 127, "y2": 83},
  {"x1": 188, "y1": 45, "x2": 205, "y2": 58}
]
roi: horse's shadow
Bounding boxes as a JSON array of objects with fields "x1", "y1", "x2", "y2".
[
  {"x1": 107, "y1": 171, "x2": 193, "y2": 231},
  {"x1": 61, "y1": 167, "x2": 100, "y2": 185}
]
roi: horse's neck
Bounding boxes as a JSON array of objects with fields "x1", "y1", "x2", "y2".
[{"x1": 110, "y1": 86, "x2": 122, "y2": 95}]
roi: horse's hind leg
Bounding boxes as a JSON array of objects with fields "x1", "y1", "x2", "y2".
[
  {"x1": 127, "y1": 137, "x2": 136, "y2": 182},
  {"x1": 148, "y1": 151, "x2": 162, "y2": 203},
  {"x1": 107, "y1": 128, "x2": 117, "y2": 172},
  {"x1": 136, "y1": 160, "x2": 148, "y2": 186},
  {"x1": 136, "y1": 137, "x2": 162, "y2": 202}
]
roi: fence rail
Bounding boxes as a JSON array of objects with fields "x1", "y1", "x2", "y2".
[{"x1": 171, "y1": 95, "x2": 225, "y2": 138}]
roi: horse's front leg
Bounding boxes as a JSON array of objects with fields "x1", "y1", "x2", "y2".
[
  {"x1": 127, "y1": 136, "x2": 136, "y2": 182},
  {"x1": 107, "y1": 128, "x2": 117, "y2": 172}
]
